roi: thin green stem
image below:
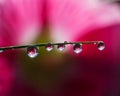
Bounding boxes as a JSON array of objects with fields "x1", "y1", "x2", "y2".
[{"x1": 0, "y1": 41, "x2": 103, "y2": 50}]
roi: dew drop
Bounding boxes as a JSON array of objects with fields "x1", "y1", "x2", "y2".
[
  {"x1": 0, "y1": 49, "x2": 3, "y2": 53},
  {"x1": 64, "y1": 41, "x2": 68, "y2": 43},
  {"x1": 57, "y1": 44, "x2": 65, "y2": 51},
  {"x1": 27, "y1": 46, "x2": 39, "y2": 58},
  {"x1": 73, "y1": 44, "x2": 82, "y2": 54},
  {"x1": 45, "y1": 43, "x2": 53, "y2": 51},
  {"x1": 97, "y1": 42, "x2": 105, "y2": 51}
]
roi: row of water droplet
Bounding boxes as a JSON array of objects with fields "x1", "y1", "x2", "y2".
[
  {"x1": 27, "y1": 42, "x2": 105, "y2": 58},
  {"x1": 0, "y1": 42, "x2": 105, "y2": 58}
]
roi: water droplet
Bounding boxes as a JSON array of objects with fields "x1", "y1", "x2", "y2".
[
  {"x1": 27, "y1": 46, "x2": 39, "y2": 58},
  {"x1": 64, "y1": 41, "x2": 68, "y2": 43},
  {"x1": 45, "y1": 43, "x2": 53, "y2": 51},
  {"x1": 0, "y1": 49, "x2": 3, "y2": 53},
  {"x1": 57, "y1": 44, "x2": 65, "y2": 51},
  {"x1": 73, "y1": 44, "x2": 82, "y2": 54},
  {"x1": 97, "y1": 42, "x2": 105, "y2": 51}
]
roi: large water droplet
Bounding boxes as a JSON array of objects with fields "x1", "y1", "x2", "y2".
[
  {"x1": 73, "y1": 44, "x2": 82, "y2": 54},
  {"x1": 97, "y1": 42, "x2": 105, "y2": 51},
  {"x1": 0, "y1": 49, "x2": 3, "y2": 53},
  {"x1": 0, "y1": 49, "x2": 4, "y2": 53},
  {"x1": 57, "y1": 44, "x2": 65, "y2": 51},
  {"x1": 45, "y1": 43, "x2": 53, "y2": 51},
  {"x1": 27, "y1": 46, "x2": 39, "y2": 58}
]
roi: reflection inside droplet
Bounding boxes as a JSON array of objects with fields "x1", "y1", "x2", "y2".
[
  {"x1": 97, "y1": 42, "x2": 105, "y2": 51},
  {"x1": 27, "y1": 46, "x2": 39, "y2": 58},
  {"x1": 57, "y1": 44, "x2": 65, "y2": 51},
  {"x1": 45, "y1": 43, "x2": 53, "y2": 51},
  {"x1": 0, "y1": 49, "x2": 3, "y2": 53},
  {"x1": 73, "y1": 44, "x2": 82, "y2": 54}
]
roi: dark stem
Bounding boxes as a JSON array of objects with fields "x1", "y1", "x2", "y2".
[{"x1": 0, "y1": 41, "x2": 103, "y2": 50}]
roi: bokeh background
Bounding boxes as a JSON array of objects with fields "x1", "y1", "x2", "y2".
[{"x1": 0, "y1": 0, "x2": 120, "y2": 96}]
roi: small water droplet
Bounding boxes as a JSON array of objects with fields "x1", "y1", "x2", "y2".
[
  {"x1": 0, "y1": 49, "x2": 3, "y2": 53},
  {"x1": 27, "y1": 46, "x2": 39, "y2": 58},
  {"x1": 64, "y1": 41, "x2": 68, "y2": 43},
  {"x1": 57, "y1": 44, "x2": 65, "y2": 51},
  {"x1": 45, "y1": 43, "x2": 53, "y2": 51},
  {"x1": 73, "y1": 44, "x2": 82, "y2": 54},
  {"x1": 97, "y1": 42, "x2": 105, "y2": 51}
]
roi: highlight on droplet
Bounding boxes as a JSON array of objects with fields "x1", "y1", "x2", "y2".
[
  {"x1": 27, "y1": 46, "x2": 39, "y2": 58},
  {"x1": 97, "y1": 42, "x2": 105, "y2": 51},
  {"x1": 57, "y1": 44, "x2": 66, "y2": 51},
  {"x1": 0, "y1": 49, "x2": 4, "y2": 53},
  {"x1": 73, "y1": 43, "x2": 82, "y2": 54},
  {"x1": 45, "y1": 43, "x2": 54, "y2": 51}
]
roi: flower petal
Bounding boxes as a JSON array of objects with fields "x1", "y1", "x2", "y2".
[
  {"x1": 48, "y1": 0, "x2": 120, "y2": 42},
  {"x1": 1, "y1": 0, "x2": 44, "y2": 45}
]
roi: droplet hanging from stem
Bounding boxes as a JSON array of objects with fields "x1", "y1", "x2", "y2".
[
  {"x1": 97, "y1": 42, "x2": 105, "y2": 51},
  {"x1": 45, "y1": 43, "x2": 54, "y2": 51},
  {"x1": 57, "y1": 44, "x2": 66, "y2": 51},
  {"x1": 27, "y1": 46, "x2": 39, "y2": 58},
  {"x1": 73, "y1": 44, "x2": 82, "y2": 54}
]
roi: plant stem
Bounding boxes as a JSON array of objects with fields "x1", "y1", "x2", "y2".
[{"x1": 0, "y1": 41, "x2": 103, "y2": 50}]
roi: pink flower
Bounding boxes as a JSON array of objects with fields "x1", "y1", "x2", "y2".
[
  {"x1": 0, "y1": 0, "x2": 43, "y2": 95},
  {"x1": 0, "y1": 0, "x2": 120, "y2": 96}
]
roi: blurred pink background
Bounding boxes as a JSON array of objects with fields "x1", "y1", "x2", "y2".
[{"x1": 0, "y1": 0, "x2": 120, "y2": 96}]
